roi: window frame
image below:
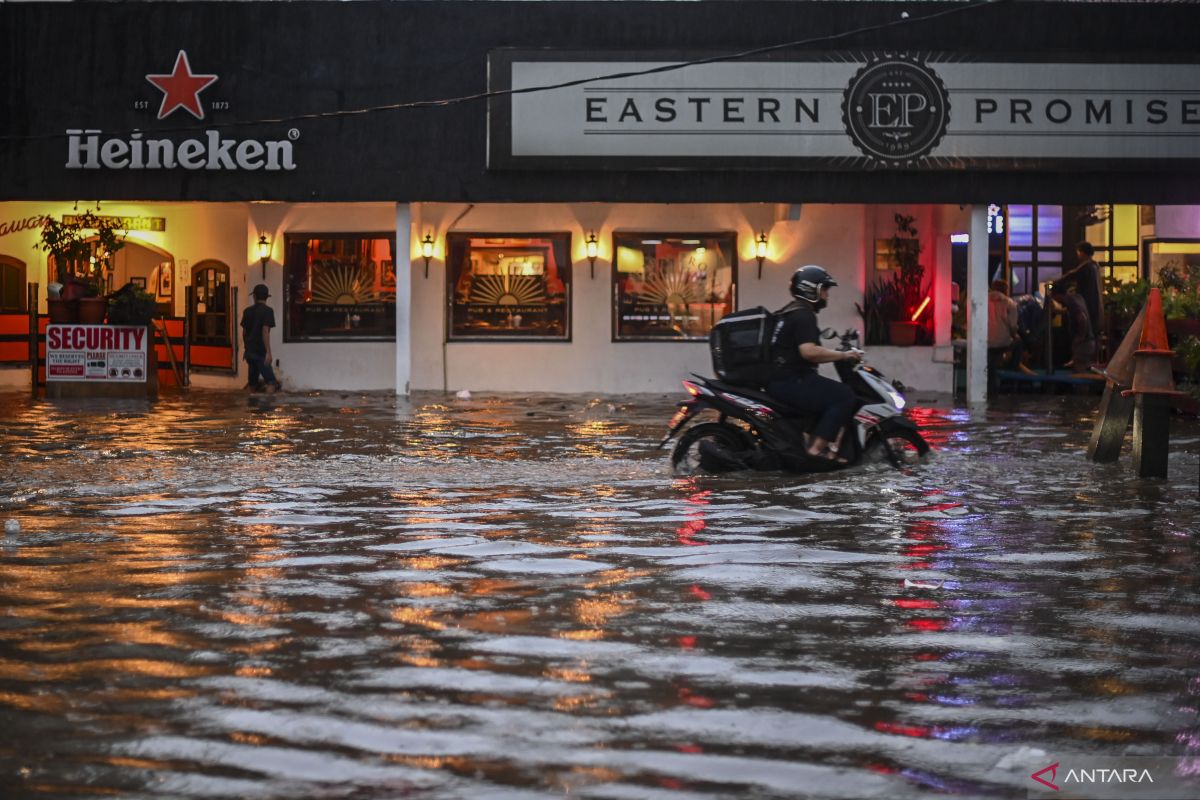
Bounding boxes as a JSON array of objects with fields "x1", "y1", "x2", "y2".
[
  {"x1": 1142, "y1": 237, "x2": 1200, "y2": 285},
  {"x1": 282, "y1": 231, "x2": 397, "y2": 343},
  {"x1": 611, "y1": 231, "x2": 738, "y2": 343},
  {"x1": 444, "y1": 231, "x2": 573, "y2": 343},
  {"x1": 1083, "y1": 204, "x2": 1140, "y2": 284},
  {"x1": 0, "y1": 256, "x2": 27, "y2": 313},
  {"x1": 189, "y1": 260, "x2": 232, "y2": 348},
  {"x1": 1005, "y1": 204, "x2": 1063, "y2": 297}
]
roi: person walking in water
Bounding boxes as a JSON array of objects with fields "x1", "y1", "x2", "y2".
[{"x1": 241, "y1": 283, "x2": 281, "y2": 393}]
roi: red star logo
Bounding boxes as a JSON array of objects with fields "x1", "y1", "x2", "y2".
[{"x1": 145, "y1": 51, "x2": 217, "y2": 121}]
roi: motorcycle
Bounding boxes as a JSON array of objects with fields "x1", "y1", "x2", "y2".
[{"x1": 659, "y1": 329, "x2": 930, "y2": 474}]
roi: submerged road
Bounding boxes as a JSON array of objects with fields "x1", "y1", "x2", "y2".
[{"x1": 0, "y1": 389, "x2": 1197, "y2": 798}]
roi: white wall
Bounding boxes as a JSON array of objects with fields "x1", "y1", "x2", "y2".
[
  {"x1": 413, "y1": 202, "x2": 885, "y2": 394},
  {"x1": 245, "y1": 202, "x2": 395, "y2": 392}
]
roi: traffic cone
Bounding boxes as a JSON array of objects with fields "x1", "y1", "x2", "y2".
[
  {"x1": 1099, "y1": 305, "x2": 1144, "y2": 388},
  {"x1": 1121, "y1": 288, "x2": 1182, "y2": 398}
]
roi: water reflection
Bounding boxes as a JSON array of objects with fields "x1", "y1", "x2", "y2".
[{"x1": 0, "y1": 389, "x2": 1197, "y2": 798}]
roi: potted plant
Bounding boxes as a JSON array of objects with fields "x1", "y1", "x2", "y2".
[
  {"x1": 856, "y1": 214, "x2": 932, "y2": 346},
  {"x1": 1158, "y1": 260, "x2": 1200, "y2": 334},
  {"x1": 107, "y1": 283, "x2": 158, "y2": 326},
  {"x1": 37, "y1": 207, "x2": 127, "y2": 324}
]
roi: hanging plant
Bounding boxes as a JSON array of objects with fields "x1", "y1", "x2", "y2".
[{"x1": 37, "y1": 206, "x2": 127, "y2": 292}]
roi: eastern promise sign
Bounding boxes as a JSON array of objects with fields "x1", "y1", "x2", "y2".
[
  {"x1": 488, "y1": 52, "x2": 1200, "y2": 170},
  {"x1": 47, "y1": 325, "x2": 149, "y2": 382}
]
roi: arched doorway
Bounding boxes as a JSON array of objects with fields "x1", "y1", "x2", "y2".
[
  {"x1": 49, "y1": 237, "x2": 176, "y2": 315},
  {"x1": 113, "y1": 239, "x2": 176, "y2": 316},
  {"x1": 0, "y1": 255, "x2": 27, "y2": 312},
  {"x1": 189, "y1": 260, "x2": 236, "y2": 371}
]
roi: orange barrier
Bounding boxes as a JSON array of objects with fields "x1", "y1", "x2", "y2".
[
  {"x1": 153, "y1": 319, "x2": 187, "y2": 387},
  {"x1": 0, "y1": 312, "x2": 30, "y2": 364},
  {"x1": 191, "y1": 344, "x2": 235, "y2": 370}
]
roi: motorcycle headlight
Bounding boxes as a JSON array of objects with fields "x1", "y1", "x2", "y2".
[{"x1": 887, "y1": 387, "x2": 906, "y2": 410}]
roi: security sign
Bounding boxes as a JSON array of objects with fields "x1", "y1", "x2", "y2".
[{"x1": 46, "y1": 324, "x2": 148, "y2": 383}]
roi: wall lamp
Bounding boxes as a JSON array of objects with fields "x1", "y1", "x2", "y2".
[
  {"x1": 421, "y1": 233, "x2": 435, "y2": 279},
  {"x1": 755, "y1": 232, "x2": 769, "y2": 279},
  {"x1": 586, "y1": 232, "x2": 599, "y2": 278},
  {"x1": 257, "y1": 233, "x2": 271, "y2": 279}
]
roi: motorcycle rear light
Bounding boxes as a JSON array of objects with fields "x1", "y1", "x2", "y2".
[{"x1": 683, "y1": 381, "x2": 712, "y2": 397}]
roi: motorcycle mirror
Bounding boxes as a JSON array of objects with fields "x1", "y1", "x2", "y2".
[{"x1": 820, "y1": 328, "x2": 838, "y2": 340}]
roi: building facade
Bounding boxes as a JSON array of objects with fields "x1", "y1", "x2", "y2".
[{"x1": 2, "y1": 1, "x2": 1198, "y2": 398}]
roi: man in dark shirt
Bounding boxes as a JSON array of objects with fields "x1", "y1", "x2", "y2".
[
  {"x1": 767, "y1": 265, "x2": 862, "y2": 463},
  {"x1": 241, "y1": 283, "x2": 280, "y2": 393}
]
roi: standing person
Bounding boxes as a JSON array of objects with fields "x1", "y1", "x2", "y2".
[
  {"x1": 1049, "y1": 281, "x2": 1096, "y2": 371},
  {"x1": 766, "y1": 265, "x2": 862, "y2": 464},
  {"x1": 1058, "y1": 241, "x2": 1106, "y2": 346},
  {"x1": 241, "y1": 283, "x2": 280, "y2": 393}
]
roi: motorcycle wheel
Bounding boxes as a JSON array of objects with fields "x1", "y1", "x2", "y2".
[
  {"x1": 869, "y1": 428, "x2": 930, "y2": 468},
  {"x1": 670, "y1": 422, "x2": 753, "y2": 474}
]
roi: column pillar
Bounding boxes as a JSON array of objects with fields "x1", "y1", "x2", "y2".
[
  {"x1": 395, "y1": 203, "x2": 412, "y2": 396},
  {"x1": 966, "y1": 204, "x2": 989, "y2": 404}
]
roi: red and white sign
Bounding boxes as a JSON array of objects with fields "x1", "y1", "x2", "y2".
[
  {"x1": 63, "y1": 48, "x2": 298, "y2": 172},
  {"x1": 46, "y1": 325, "x2": 148, "y2": 383}
]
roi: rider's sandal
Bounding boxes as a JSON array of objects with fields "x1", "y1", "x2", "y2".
[{"x1": 807, "y1": 448, "x2": 849, "y2": 465}]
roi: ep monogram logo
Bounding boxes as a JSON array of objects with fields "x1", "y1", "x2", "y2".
[{"x1": 842, "y1": 55, "x2": 950, "y2": 164}]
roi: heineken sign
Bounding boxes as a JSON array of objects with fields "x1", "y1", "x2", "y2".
[
  {"x1": 488, "y1": 52, "x2": 1200, "y2": 170},
  {"x1": 66, "y1": 129, "x2": 297, "y2": 172},
  {"x1": 63, "y1": 49, "x2": 299, "y2": 172}
]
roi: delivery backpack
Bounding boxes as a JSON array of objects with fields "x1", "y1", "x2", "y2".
[{"x1": 709, "y1": 305, "x2": 789, "y2": 388}]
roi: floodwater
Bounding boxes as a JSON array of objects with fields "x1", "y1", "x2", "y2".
[{"x1": 0, "y1": 388, "x2": 1198, "y2": 800}]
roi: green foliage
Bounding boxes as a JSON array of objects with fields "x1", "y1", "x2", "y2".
[
  {"x1": 37, "y1": 206, "x2": 127, "y2": 289},
  {"x1": 1176, "y1": 333, "x2": 1200, "y2": 372},
  {"x1": 1155, "y1": 260, "x2": 1200, "y2": 321},
  {"x1": 107, "y1": 286, "x2": 158, "y2": 326},
  {"x1": 856, "y1": 214, "x2": 932, "y2": 345},
  {"x1": 1103, "y1": 275, "x2": 1149, "y2": 323}
]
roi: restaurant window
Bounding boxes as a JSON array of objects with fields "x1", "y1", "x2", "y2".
[
  {"x1": 1144, "y1": 239, "x2": 1200, "y2": 287},
  {"x1": 1080, "y1": 204, "x2": 1139, "y2": 284},
  {"x1": 446, "y1": 233, "x2": 571, "y2": 341},
  {"x1": 612, "y1": 233, "x2": 736, "y2": 341},
  {"x1": 283, "y1": 233, "x2": 396, "y2": 342},
  {"x1": 0, "y1": 257, "x2": 26, "y2": 312},
  {"x1": 1006, "y1": 205, "x2": 1062, "y2": 296}
]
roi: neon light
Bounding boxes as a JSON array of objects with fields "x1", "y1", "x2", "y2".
[{"x1": 911, "y1": 296, "x2": 932, "y2": 321}]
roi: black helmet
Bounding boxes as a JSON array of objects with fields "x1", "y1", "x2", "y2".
[{"x1": 789, "y1": 265, "x2": 838, "y2": 304}]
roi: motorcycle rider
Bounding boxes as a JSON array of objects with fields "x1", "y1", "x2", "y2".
[{"x1": 768, "y1": 265, "x2": 862, "y2": 463}]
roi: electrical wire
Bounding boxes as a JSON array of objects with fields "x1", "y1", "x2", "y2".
[{"x1": 0, "y1": 0, "x2": 1003, "y2": 144}]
